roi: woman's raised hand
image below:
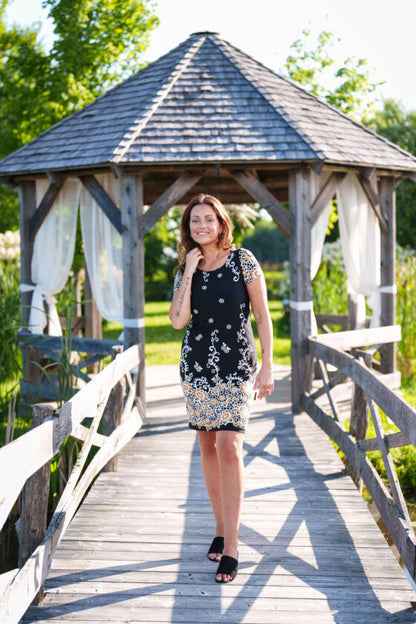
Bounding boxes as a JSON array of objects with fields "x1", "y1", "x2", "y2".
[{"x1": 185, "y1": 247, "x2": 204, "y2": 274}]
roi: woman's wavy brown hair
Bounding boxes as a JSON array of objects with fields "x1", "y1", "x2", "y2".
[{"x1": 176, "y1": 194, "x2": 234, "y2": 274}]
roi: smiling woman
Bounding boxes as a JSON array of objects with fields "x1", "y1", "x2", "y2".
[{"x1": 169, "y1": 193, "x2": 274, "y2": 583}]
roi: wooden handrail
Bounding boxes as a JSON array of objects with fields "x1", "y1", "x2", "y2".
[
  {"x1": 0, "y1": 345, "x2": 142, "y2": 624},
  {"x1": 303, "y1": 326, "x2": 416, "y2": 581}
]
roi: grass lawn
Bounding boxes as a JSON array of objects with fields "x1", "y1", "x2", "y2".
[{"x1": 103, "y1": 300, "x2": 292, "y2": 367}]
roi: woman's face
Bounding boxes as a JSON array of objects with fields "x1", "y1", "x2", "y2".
[{"x1": 189, "y1": 203, "x2": 222, "y2": 247}]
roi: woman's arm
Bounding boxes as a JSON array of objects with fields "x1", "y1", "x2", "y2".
[
  {"x1": 169, "y1": 248, "x2": 203, "y2": 329},
  {"x1": 247, "y1": 275, "x2": 274, "y2": 399}
]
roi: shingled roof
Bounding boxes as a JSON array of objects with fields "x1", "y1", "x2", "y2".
[{"x1": 1, "y1": 31, "x2": 416, "y2": 176}]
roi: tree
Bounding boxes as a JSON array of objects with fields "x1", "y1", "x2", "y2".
[
  {"x1": 0, "y1": 0, "x2": 159, "y2": 231},
  {"x1": 43, "y1": 0, "x2": 159, "y2": 109},
  {"x1": 369, "y1": 99, "x2": 416, "y2": 249},
  {"x1": 242, "y1": 220, "x2": 289, "y2": 264},
  {"x1": 282, "y1": 27, "x2": 385, "y2": 242},
  {"x1": 283, "y1": 27, "x2": 382, "y2": 122}
]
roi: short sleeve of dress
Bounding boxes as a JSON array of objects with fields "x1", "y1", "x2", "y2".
[
  {"x1": 173, "y1": 271, "x2": 183, "y2": 292},
  {"x1": 239, "y1": 248, "x2": 263, "y2": 284}
]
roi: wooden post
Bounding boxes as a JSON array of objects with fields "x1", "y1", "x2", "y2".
[
  {"x1": 102, "y1": 345, "x2": 126, "y2": 472},
  {"x1": 347, "y1": 295, "x2": 358, "y2": 330},
  {"x1": 289, "y1": 168, "x2": 312, "y2": 412},
  {"x1": 17, "y1": 404, "x2": 54, "y2": 603},
  {"x1": 84, "y1": 270, "x2": 102, "y2": 340},
  {"x1": 348, "y1": 349, "x2": 372, "y2": 492},
  {"x1": 18, "y1": 181, "x2": 42, "y2": 389},
  {"x1": 121, "y1": 173, "x2": 145, "y2": 412},
  {"x1": 379, "y1": 177, "x2": 396, "y2": 374}
]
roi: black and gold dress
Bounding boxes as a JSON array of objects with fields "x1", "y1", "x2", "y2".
[{"x1": 174, "y1": 248, "x2": 263, "y2": 432}]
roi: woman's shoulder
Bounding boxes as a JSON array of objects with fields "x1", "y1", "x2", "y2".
[
  {"x1": 235, "y1": 248, "x2": 263, "y2": 283},
  {"x1": 236, "y1": 247, "x2": 259, "y2": 262}
]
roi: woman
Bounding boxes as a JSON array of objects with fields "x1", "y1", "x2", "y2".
[{"x1": 169, "y1": 194, "x2": 273, "y2": 583}]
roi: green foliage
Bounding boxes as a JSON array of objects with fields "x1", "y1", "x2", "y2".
[
  {"x1": 368, "y1": 99, "x2": 416, "y2": 249},
  {"x1": 0, "y1": 0, "x2": 158, "y2": 231},
  {"x1": 43, "y1": 0, "x2": 159, "y2": 105},
  {"x1": 312, "y1": 241, "x2": 348, "y2": 315},
  {"x1": 242, "y1": 219, "x2": 289, "y2": 264},
  {"x1": 144, "y1": 210, "x2": 178, "y2": 282},
  {"x1": 0, "y1": 255, "x2": 21, "y2": 384},
  {"x1": 226, "y1": 204, "x2": 258, "y2": 247},
  {"x1": 396, "y1": 250, "x2": 416, "y2": 380},
  {"x1": 0, "y1": 188, "x2": 18, "y2": 231},
  {"x1": 283, "y1": 27, "x2": 382, "y2": 121}
]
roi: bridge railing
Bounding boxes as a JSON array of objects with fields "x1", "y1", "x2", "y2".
[
  {"x1": 0, "y1": 344, "x2": 142, "y2": 624},
  {"x1": 301, "y1": 325, "x2": 416, "y2": 581}
]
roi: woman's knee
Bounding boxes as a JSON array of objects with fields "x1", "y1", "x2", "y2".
[
  {"x1": 216, "y1": 432, "x2": 243, "y2": 465},
  {"x1": 198, "y1": 431, "x2": 217, "y2": 457}
]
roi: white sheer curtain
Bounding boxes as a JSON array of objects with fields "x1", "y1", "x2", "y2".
[
  {"x1": 80, "y1": 173, "x2": 123, "y2": 323},
  {"x1": 29, "y1": 179, "x2": 80, "y2": 335},
  {"x1": 338, "y1": 173, "x2": 381, "y2": 328},
  {"x1": 310, "y1": 171, "x2": 332, "y2": 336}
]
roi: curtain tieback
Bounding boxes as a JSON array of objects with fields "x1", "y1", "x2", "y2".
[
  {"x1": 289, "y1": 300, "x2": 313, "y2": 312},
  {"x1": 123, "y1": 317, "x2": 145, "y2": 329},
  {"x1": 379, "y1": 285, "x2": 397, "y2": 294},
  {"x1": 20, "y1": 283, "x2": 35, "y2": 292}
]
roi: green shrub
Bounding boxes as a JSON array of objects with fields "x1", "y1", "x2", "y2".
[{"x1": 312, "y1": 240, "x2": 348, "y2": 315}]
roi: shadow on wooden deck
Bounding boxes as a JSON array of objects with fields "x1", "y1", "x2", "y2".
[{"x1": 21, "y1": 365, "x2": 416, "y2": 624}]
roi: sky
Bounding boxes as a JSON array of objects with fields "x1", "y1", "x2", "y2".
[{"x1": 5, "y1": 0, "x2": 416, "y2": 112}]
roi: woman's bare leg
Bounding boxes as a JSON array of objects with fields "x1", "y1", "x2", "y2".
[
  {"x1": 215, "y1": 430, "x2": 245, "y2": 581},
  {"x1": 197, "y1": 431, "x2": 224, "y2": 560}
]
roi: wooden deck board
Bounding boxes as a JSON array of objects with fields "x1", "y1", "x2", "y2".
[{"x1": 21, "y1": 365, "x2": 416, "y2": 624}]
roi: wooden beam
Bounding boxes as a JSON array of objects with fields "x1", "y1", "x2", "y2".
[
  {"x1": 228, "y1": 169, "x2": 294, "y2": 238},
  {"x1": 379, "y1": 176, "x2": 397, "y2": 374},
  {"x1": 360, "y1": 431, "x2": 411, "y2": 452},
  {"x1": 79, "y1": 174, "x2": 122, "y2": 234},
  {"x1": 0, "y1": 176, "x2": 17, "y2": 190},
  {"x1": 311, "y1": 324, "x2": 401, "y2": 351},
  {"x1": 121, "y1": 174, "x2": 146, "y2": 412},
  {"x1": 289, "y1": 168, "x2": 312, "y2": 412},
  {"x1": 310, "y1": 172, "x2": 346, "y2": 226},
  {"x1": 28, "y1": 180, "x2": 64, "y2": 241},
  {"x1": 359, "y1": 167, "x2": 376, "y2": 180},
  {"x1": 140, "y1": 170, "x2": 207, "y2": 235},
  {"x1": 358, "y1": 174, "x2": 388, "y2": 234},
  {"x1": 19, "y1": 182, "x2": 36, "y2": 325}
]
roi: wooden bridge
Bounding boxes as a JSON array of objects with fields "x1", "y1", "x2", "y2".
[{"x1": 1, "y1": 327, "x2": 416, "y2": 623}]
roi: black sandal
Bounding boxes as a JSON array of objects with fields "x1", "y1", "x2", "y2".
[
  {"x1": 207, "y1": 536, "x2": 224, "y2": 561},
  {"x1": 215, "y1": 554, "x2": 238, "y2": 583}
]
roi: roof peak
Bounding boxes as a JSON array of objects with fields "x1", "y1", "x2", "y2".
[
  {"x1": 189, "y1": 31, "x2": 219, "y2": 37},
  {"x1": 1, "y1": 31, "x2": 415, "y2": 175}
]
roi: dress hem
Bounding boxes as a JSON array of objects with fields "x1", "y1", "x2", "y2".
[{"x1": 188, "y1": 423, "x2": 246, "y2": 433}]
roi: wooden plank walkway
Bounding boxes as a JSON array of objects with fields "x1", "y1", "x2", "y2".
[{"x1": 21, "y1": 365, "x2": 416, "y2": 624}]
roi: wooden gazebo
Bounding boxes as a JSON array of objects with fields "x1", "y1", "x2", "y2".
[{"x1": 1, "y1": 31, "x2": 416, "y2": 411}]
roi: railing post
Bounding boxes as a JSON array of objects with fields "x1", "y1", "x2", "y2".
[
  {"x1": 347, "y1": 350, "x2": 372, "y2": 491},
  {"x1": 102, "y1": 345, "x2": 126, "y2": 472},
  {"x1": 16, "y1": 403, "x2": 54, "y2": 603}
]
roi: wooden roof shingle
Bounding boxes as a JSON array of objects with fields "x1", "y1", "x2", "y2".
[{"x1": 1, "y1": 31, "x2": 415, "y2": 176}]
